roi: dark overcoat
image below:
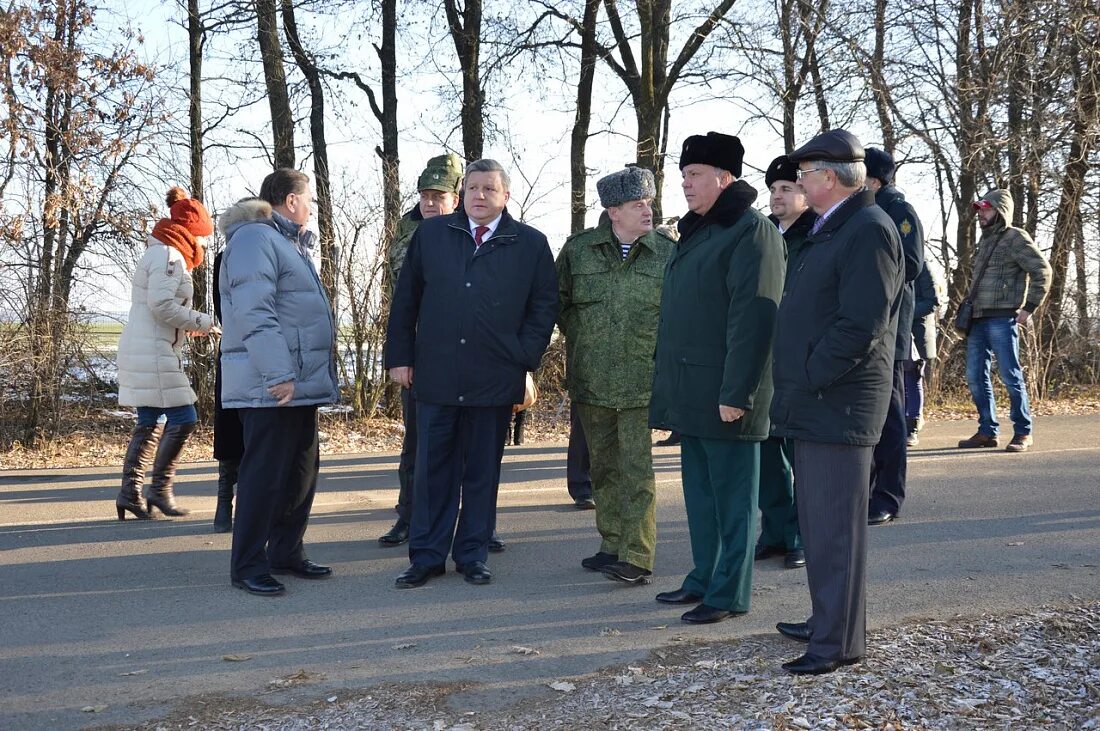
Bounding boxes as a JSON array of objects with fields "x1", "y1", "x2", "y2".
[
  {"x1": 649, "y1": 181, "x2": 786, "y2": 441},
  {"x1": 875, "y1": 185, "x2": 924, "y2": 361},
  {"x1": 384, "y1": 208, "x2": 558, "y2": 408},
  {"x1": 769, "y1": 190, "x2": 904, "y2": 447}
]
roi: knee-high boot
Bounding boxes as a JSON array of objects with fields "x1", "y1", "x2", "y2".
[
  {"x1": 213, "y1": 459, "x2": 238, "y2": 533},
  {"x1": 116, "y1": 423, "x2": 163, "y2": 520},
  {"x1": 147, "y1": 422, "x2": 197, "y2": 517}
]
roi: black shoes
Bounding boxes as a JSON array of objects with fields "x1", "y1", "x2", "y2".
[
  {"x1": 378, "y1": 520, "x2": 410, "y2": 546},
  {"x1": 488, "y1": 533, "x2": 506, "y2": 553},
  {"x1": 776, "y1": 621, "x2": 812, "y2": 642},
  {"x1": 868, "y1": 509, "x2": 897, "y2": 526},
  {"x1": 581, "y1": 552, "x2": 618, "y2": 571},
  {"x1": 784, "y1": 549, "x2": 806, "y2": 569},
  {"x1": 655, "y1": 588, "x2": 703, "y2": 604},
  {"x1": 599, "y1": 560, "x2": 652, "y2": 585},
  {"x1": 232, "y1": 574, "x2": 286, "y2": 596},
  {"x1": 754, "y1": 543, "x2": 785, "y2": 560},
  {"x1": 681, "y1": 603, "x2": 737, "y2": 624},
  {"x1": 271, "y1": 559, "x2": 333, "y2": 579},
  {"x1": 395, "y1": 563, "x2": 445, "y2": 589},
  {"x1": 574, "y1": 496, "x2": 596, "y2": 510},
  {"x1": 756, "y1": 543, "x2": 806, "y2": 568},
  {"x1": 456, "y1": 560, "x2": 492, "y2": 585},
  {"x1": 782, "y1": 652, "x2": 861, "y2": 675}
]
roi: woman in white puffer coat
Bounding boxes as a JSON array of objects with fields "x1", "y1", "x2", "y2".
[{"x1": 115, "y1": 187, "x2": 219, "y2": 520}]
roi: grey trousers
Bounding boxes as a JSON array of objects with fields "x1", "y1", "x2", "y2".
[{"x1": 793, "y1": 440, "x2": 871, "y2": 661}]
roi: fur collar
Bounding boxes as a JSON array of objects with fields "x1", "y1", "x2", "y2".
[{"x1": 218, "y1": 198, "x2": 272, "y2": 236}]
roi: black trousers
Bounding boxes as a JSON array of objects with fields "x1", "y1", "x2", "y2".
[
  {"x1": 869, "y1": 362, "x2": 907, "y2": 514},
  {"x1": 395, "y1": 387, "x2": 417, "y2": 523},
  {"x1": 231, "y1": 406, "x2": 320, "y2": 580},
  {"x1": 410, "y1": 402, "x2": 512, "y2": 566},
  {"x1": 566, "y1": 401, "x2": 592, "y2": 500}
]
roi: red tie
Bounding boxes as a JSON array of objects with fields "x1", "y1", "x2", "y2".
[{"x1": 474, "y1": 225, "x2": 490, "y2": 248}]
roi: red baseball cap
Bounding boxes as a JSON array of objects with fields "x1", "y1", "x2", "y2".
[{"x1": 972, "y1": 199, "x2": 993, "y2": 211}]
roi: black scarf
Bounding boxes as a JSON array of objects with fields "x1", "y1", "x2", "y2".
[{"x1": 677, "y1": 179, "x2": 759, "y2": 241}]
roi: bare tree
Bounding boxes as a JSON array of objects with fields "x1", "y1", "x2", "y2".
[{"x1": 255, "y1": 0, "x2": 295, "y2": 168}]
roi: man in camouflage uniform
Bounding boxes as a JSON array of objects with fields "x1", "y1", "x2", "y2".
[
  {"x1": 378, "y1": 153, "x2": 463, "y2": 546},
  {"x1": 557, "y1": 166, "x2": 674, "y2": 584}
]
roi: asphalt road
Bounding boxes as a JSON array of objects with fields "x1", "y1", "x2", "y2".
[{"x1": 0, "y1": 414, "x2": 1097, "y2": 729}]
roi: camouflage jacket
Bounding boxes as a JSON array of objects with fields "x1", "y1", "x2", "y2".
[
  {"x1": 556, "y1": 221, "x2": 675, "y2": 409},
  {"x1": 388, "y1": 208, "x2": 423, "y2": 285}
]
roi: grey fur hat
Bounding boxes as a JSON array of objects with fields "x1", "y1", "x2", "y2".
[{"x1": 597, "y1": 166, "x2": 656, "y2": 208}]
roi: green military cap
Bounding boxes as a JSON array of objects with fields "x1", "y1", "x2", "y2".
[{"x1": 417, "y1": 153, "x2": 464, "y2": 193}]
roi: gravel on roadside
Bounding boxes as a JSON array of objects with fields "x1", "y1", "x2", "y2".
[{"x1": 129, "y1": 601, "x2": 1099, "y2": 730}]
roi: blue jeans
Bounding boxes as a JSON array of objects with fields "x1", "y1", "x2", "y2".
[
  {"x1": 965, "y1": 317, "x2": 1031, "y2": 437},
  {"x1": 136, "y1": 404, "x2": 198, "y2": 427}
]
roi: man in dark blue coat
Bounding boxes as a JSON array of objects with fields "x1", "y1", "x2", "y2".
[
  {"x1": 385, "y1": 159, "x2": 558, "y2": 588},
  {"x1": 770, "y1": 130, "x2": 903, "y2": 675},
  {"x1": 864, "y1": 148, "x2": 924, "y2": 526}
]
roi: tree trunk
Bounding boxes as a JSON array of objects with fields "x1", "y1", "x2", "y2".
[
  {"x1": 255, "y1": 0, "x2": 294, "y2": 168},
  {"x1": 281, "y1": 0, "x2": 336, "y2": 304},
  {"x1": 377, "y1": 0, "x2": 402, "y2": 418},
  {"x1": 570, "y1": 0, "x2": 600, "y2": 234},
  {"x1": 444, "y1": 0, "x2": 483, "y2": 161}
]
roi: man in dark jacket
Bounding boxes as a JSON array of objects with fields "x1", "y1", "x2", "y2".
[
  {"x1": 770, "y1": 129, "x2": 903, "y2": 674},
  {"x1": 385, "y1": 159, "x2": 558, "y2": 588},
  {"x1": 905, "y1": 266, "x2": 940, "y2": 446},
  {"x1": 378, "y1": 153, "x2": 463, "y2": 548},
  {"x1": 864, "y1": 147, "x2": 924, "y2": 526},
  {"x1": 650, "y1": 132, "x2": 785, "y2": 624},
  {"x1": 755, "y1": 154, "x2": 816, "y2": 571}
]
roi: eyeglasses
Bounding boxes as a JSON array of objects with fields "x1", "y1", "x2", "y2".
[{"x1": 796, "y1": 168, "x2": 825, "y2": 179}]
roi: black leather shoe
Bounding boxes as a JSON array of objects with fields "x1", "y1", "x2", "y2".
[
  {"x1": 754, "y1": 543, "x2": 785, "y2": 561},
  {"x1": 394, "y1": 563, "x2": 445, "y2": 589},
  {"x1": 784, "y1": 549, "x2": 806, "y2": 569},
  {"x1": 488, "y1": 533, "x2": 506, "y2": 553},
  {"x1": 456, "y1": 560, "x2": 492, "y2": 585},
  {"x1": 776, "y1": 621, "x2": 812, "y2": 642},
  {"x1": 574, "y1": 496, "x2": 596, "y2": 510},
  {"x1": 581, "y1": 552, "x2": 618, "y2": 571},
  {"x1": 681, "y1": 603, "x2": 736, "y2": 624},
  {"x1": 868, "y1": 509, "x2": 897, "y2": 526},
  {"x1": 655, "y1": 432, "x2": 681, "y2": 446},
  {"x1": 600, "y1": 560, "x2": 652, "y2": 585},
  {"x1": 271, "y1": 559, "x2": 333, "y2": 579},
  {"x1": 232, "y1": 574, "x2": 286, "y2": 596},
  {"x1": 782, "y1": 652, "x2": 861, "y2": 675},
  {"x1": 378, "y1": 520, "x2": 410, "y2": 546},
  {"x1": 655, "y1": 588, "x2": 703, "y2": 604}
]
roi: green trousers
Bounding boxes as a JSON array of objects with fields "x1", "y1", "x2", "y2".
[
  {"x1": 576, "y1": 403, "x2": 657, "y2": 570},
  {"x1": 679, "y1": 436, "x2": 759, "y2": 612},
  {"x1": 758, "y1": 436, "x2": 802, "y2": 551}
]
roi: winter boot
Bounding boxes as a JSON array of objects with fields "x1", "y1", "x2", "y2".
[
  {"x1": 512, "y1": 412, "x2": 525, "y2": 446},
  {"x1": 213, "y1": 459, "x2": 238, "y2": 533},
  {"x1": 146, "y1": 422, "x2": 198, "y2": 517},
  {"x1": 116, "y1": 423, "x2": 163, "y2": 520}
]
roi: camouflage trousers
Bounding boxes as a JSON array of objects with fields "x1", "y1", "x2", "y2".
[{"x1": 576, "y1": 403, "x2": 657, "y2": 571}]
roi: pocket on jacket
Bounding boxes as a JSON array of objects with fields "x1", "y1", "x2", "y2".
[{"x1": 572, "y1": 260, "x2": 611, "y2": 304}]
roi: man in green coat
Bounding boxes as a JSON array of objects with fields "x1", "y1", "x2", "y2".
[
  {"x1": 754, "y1": 154, "x2": 815, "y2": 571},
  {"x1": 378, "y1": 153, "x2": 464, "y2": 547},
  {"x1": 649, "y1": 132, "x2": 786, "y2": 623},
  {"x1": 557, "y1": 166, "x2": 675, "y2": 584}
]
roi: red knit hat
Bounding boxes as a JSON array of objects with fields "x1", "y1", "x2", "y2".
[{"x1": 169, "y1": 196, "x2": 214, "y2": 237}]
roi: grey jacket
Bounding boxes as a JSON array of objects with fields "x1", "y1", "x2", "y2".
[{"x1": 217, "y1": 198, "x2": 339, "y2": 409}]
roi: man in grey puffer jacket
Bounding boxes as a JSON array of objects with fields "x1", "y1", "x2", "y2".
[{"x1": 218, "y1": 168, "x2": 339, "y2": 596}]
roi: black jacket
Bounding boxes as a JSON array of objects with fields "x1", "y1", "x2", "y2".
[
  {"x1": 770, "y1": 190, "x2": 904, "y2": 447},
  {"x1": 649, "y1": 180, "x2": 786, "y2": 441},
  {"x1": 769, "y1": 207, "x2": 817, "y2": 280},
  {"x1": 875, "y1": 185, "x2": 924, "y2": 361},
  {"x1": 912, "y1": 265, "x2": 939, "y2": 360},
  {"x1": 384, "y1": 208, "x2": 558, "y2": 407}
]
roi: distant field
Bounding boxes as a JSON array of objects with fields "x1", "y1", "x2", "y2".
[{"x1": 86, "y1": 323, "x2": 124, "y2": 349}]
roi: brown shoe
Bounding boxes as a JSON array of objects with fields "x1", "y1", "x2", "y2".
[
  {"x1": 958, "y1": 432, "x2": 998, "y2": 449},
  {"x1": 1005, "y1": 434, "x2": 1033, "y2": 452}
]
